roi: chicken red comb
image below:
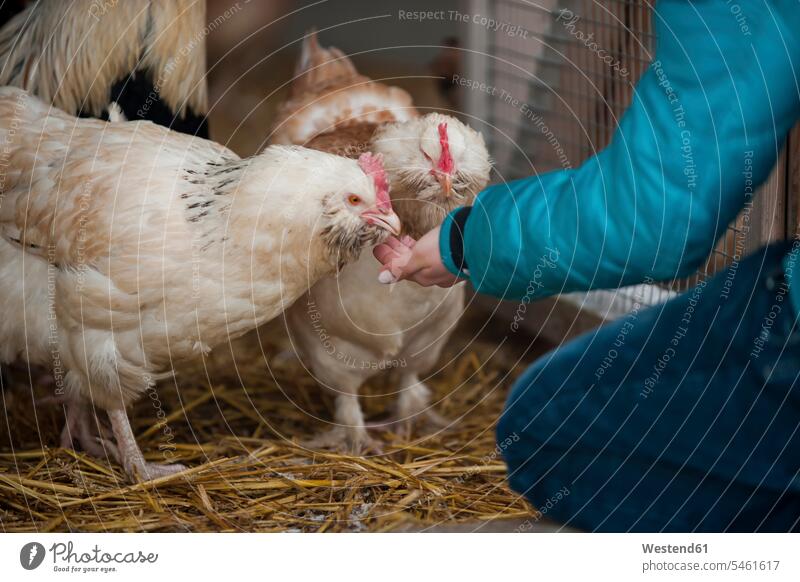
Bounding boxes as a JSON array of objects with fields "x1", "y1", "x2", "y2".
[
  {"x1": 358, "y1": 152, "x2": 392, "y2": 212},
  {"x1": 437, "y1": 122, "x2": 454, "y2": 174}
]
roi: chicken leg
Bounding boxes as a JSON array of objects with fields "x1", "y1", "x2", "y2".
[
  {"x1": 105, "y1": 408, "x2": 186, "y2": 481},
  {"x1": 304, "y1": 393, "x2": 384, "y2": 455},
  {"x1": 60, "y1": 398, "x2": 114, "y2": 458},
  {"x1": 34, "y1": 393, "x2": 112, "y2": 458},
  {"x1": 395, "y1": 374, "x2": 449, "y2": 433},
  {"x1": 367, "y1": 373, "x2": 449, "y2": 439}
]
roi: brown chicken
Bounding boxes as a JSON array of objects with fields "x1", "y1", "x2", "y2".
[{"x1": 269, "y1": 32, "x2": 491, "y2": 452}]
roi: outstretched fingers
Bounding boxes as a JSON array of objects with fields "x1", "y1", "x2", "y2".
[{"x1": 374, "y1": 235, "x2": 417, "y2": 283}]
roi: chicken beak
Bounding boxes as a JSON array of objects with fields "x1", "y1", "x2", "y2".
[
  {"x1": 363, "y1": 208, "x2": 401, "y2": 236},
  {"x1": 436, "y1": 172, "x2": 453, "y2": 198}
]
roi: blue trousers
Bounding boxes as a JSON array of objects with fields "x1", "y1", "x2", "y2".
[{"x1": 498, "y1": 242, "x2": 800, "y2": 531}]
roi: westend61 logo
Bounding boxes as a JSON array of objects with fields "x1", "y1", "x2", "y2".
[
  {"x1": 20, "y1": 542, "x2": 46, "y2": 570},
  {"x1": 19, "y1": 541, "x2": 158, "y2": 573}
]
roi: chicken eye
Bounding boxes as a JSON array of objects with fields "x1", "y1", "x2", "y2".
[{"x1": 347, "y1": 194, "x2": 362, "y2": 206}]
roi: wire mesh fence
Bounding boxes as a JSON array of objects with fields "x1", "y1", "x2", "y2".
[{"x1": 467, "y1": 0, "x2": 792, "y2": 318}]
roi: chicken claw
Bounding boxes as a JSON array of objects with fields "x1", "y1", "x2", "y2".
[{"x1": 303, "y1": 426, "x2": 384, "y2": 455}]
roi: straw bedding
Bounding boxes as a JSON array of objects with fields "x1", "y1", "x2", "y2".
[{"x1": 0, "y1": 314, "x2": 546, "y2": 532}]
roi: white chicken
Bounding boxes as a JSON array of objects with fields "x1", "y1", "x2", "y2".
[
  {"x1": 0, "y1": 0, "x2": 213, "y2": 458},
  {"x1": 0, "y1": 87, "x2": 400, "y2": 480},
  {"x1": 270, "y1": 32, "x2": 491, "y2": 452}
]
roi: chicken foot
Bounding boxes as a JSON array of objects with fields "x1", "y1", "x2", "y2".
[
  {"x1": 35, "y1": 394, "x2": 113, "y2": 459},
  {"x1": 304, "y1": 393, "x2": 384, "y2": 455},
  {"x1": 104, "y1": 408, "x2": 187, "y2": 481},
  {"x1": 59, "y1": 398, "x2": 115, "y2": 458},
  {"x1": 305, "y1": 374, "x2": 449, "y2": 453}
]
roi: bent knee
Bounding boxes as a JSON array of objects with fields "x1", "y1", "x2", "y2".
[{"x1": 498, "y1": 352, "x2": 577, "y2": 441}]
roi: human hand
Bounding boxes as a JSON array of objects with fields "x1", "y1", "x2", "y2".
[{"x1": 372, "y1": 227, "x2": 465, "y2": 287}]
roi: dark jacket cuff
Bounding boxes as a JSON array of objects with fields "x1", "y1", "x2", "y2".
[{"x1": 439, "y1": 206, "x2": 472, "y2": 277}]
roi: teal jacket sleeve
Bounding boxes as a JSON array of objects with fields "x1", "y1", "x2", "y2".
[{"x1": 441, "y1": 0, "x2": 800, "y2": 301}]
